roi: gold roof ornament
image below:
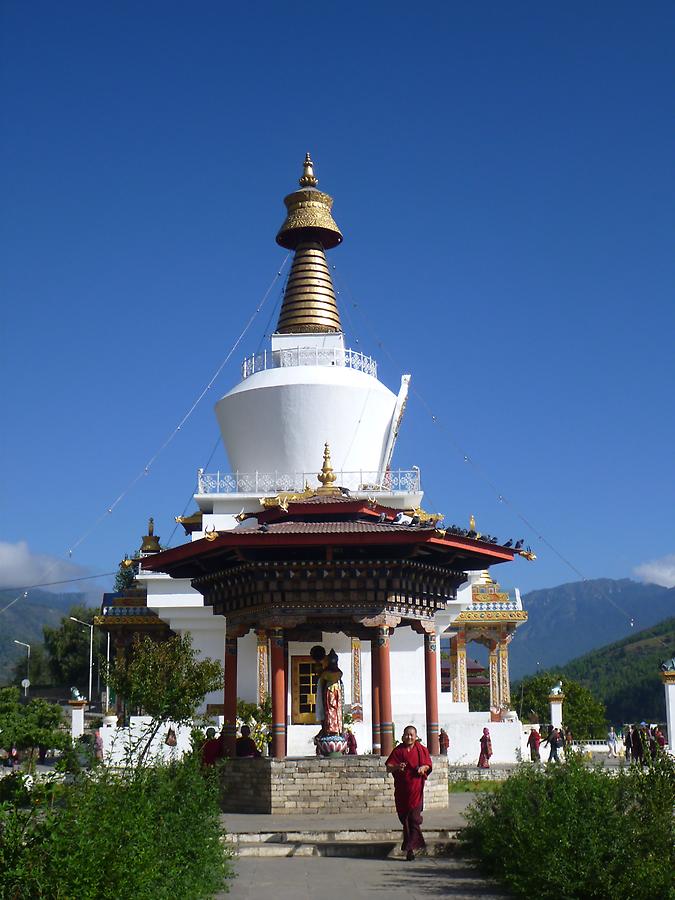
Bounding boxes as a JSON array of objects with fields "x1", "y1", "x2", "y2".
[
  {"x1": 275, "y1": 154, "x2": 343, "y2": 334},
  {"x1": 298, "y1": 152, "x2": 319, "y2": 188},
  {"x1": 140, "y1": 517, "x2": 161, "y2": 554},
  {"x1": 317, "y1": 442, "x2": 338, "y2": 493},
  {"x1": 469, "y1": 514, "x2": 476, "y2": 531}
]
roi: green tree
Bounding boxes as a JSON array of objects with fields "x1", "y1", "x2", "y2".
[
  {"x1": 0, "y1": 686, "x2": 67, "y2": 770},
  {"x1": 468, "y1": 685, "x2": 490, "y2": 711},
  {"x1": 113, "y1": 558, "x2": 137, "y2": 593},
  {"x1": 42, "y1": 605, "x2": 103, "y2": 691},
  {"x1": 105, "y1": 634, "x2": 223, "y2": 762},
  {"x1": 10, "y1": 644, "x2": 54, "y2": 689},
  {"x1": 515, "y1": 672, "x2": 607, "y2": 738}
]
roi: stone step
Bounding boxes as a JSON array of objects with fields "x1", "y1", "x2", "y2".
[
  {"x1": 234, "y1": 837, "x2": 461, "y2": 859},
  {"x1": 227, "y1": 827, "x2": 459, "y2": 844}
]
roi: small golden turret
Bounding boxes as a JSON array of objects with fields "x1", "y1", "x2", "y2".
[
  {"x1": 317, "y1": 442, "x2": 338, "y2": 492},
  {"x1": 275, "y1": 154, "x2": 343, "y2": 334},
  {"x1": 140, "y1": 517, "x2": 161, "y2": 554}
]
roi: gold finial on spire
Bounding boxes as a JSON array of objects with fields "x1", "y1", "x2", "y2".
[
  {"x1": 140, "y1": 516, "x2": 161, "y2": 554},
  {"x1": 469, "y1": 514, "x2": 476, "y2": 531},
  {"x1": 298, "y1": 152, "x2": 318, "y2": 188},
  {"x1": 317, "y1": 442, "x2": 338, "y2": 492}
]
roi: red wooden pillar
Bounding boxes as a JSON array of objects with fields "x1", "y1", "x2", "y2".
[
  {"x1": 270, "y1": 627, "x2": 286, "y2": 759},
  {"x1": 223, "y1": 633, "x2": 238, "y2": 758},
  {"x1": 370, "y1": 638, "x2": 381, "y2": 756},
  {"x1": 424, "y1": 630, "x2": 440, "y2": 755},
  {"x1": 377, "y1": 626, "x2": 394, "y2": 757}
]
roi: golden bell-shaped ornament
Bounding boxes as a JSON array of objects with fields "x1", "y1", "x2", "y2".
[{"x1": 276, "y1": 153, "x2": 343, "y2": 250}]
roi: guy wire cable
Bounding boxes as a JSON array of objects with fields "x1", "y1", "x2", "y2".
[
  {"x1": 1, "y1": 256, "x2": 290, "y2": 616},
  {"x1": 331, "y1": 263, "x2": 638, "y2": 628}
]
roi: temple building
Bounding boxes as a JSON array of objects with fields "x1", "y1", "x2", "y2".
[{"x1": 137, "y1": 155, "x2": 530, "y2": 763}]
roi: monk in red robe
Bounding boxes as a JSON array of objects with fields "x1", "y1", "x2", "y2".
[
  {"x1": 385, "y1": 725, "x2": 433, "y2": 860},
  {"x1": 201, "y1": 727, "x2": 221, "y2": 766}
]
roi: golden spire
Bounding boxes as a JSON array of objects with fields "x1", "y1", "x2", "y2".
[
  {"x1": 275, "y1": 154, "x2": 343, "y2": 334},
  {"x1": 317, "y1": 442, "x2": 338, "y2": 492},
  {"x1": 140, "y1": 516, "x2": 161, "y2": 554},
  {"x1": 298, "y1": 152, "x2": 318, "y2": 187},
  {"x1": 469, "y1": 514, "x2": 476, "y2": 531}
]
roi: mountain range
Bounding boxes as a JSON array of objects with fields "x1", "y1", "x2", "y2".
[
  {"x1": 0, "y1": 589, "x2": 85, "y2": 683},
  {"x1": 510, "y1": 578, "x2": 674, "y2": 680},
  {"x1": 556, "y1": 617, "x2": 675, "y2": 724}
]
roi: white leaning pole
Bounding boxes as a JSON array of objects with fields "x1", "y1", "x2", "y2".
[{"x1": 661, "y1": 670, "x2": 675, "y2": 753}]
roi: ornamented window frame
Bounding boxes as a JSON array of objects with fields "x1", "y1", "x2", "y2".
[{"x1": 291, "y1": 655, "x2": 319, "y2": 725}]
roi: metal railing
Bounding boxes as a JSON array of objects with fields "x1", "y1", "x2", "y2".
[
  {"x1": 471, "y1": 600, "x2": 520, "y2": 611},
  {"x1": 241, "y1": 347, "x2": 378, "y2": 380},
  {"x1": 196, "y1": 468, "x2": 421, "y2": 495}
]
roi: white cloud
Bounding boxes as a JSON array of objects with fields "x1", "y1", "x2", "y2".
[
  {"x1": 634, "y1": 553, "x2": 675, "y2": 589},
  {"x1": 0, "y1": 541, "x2": 89, "y2": 591}
]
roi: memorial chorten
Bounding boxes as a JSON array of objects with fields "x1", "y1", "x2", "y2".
[{"x1": 138, "y1": 155, "x2": 530, "y2": 765}]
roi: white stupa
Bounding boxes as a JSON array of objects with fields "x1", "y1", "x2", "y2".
[{"x1": 137, "y1": 155, "x2": 528, "y2": 763}]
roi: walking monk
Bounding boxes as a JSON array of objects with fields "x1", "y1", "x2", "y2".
[{"x1": 385, "y1": 725, "x2": 433, "y2": 861}]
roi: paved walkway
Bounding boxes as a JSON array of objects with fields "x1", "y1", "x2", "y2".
[
  {"x1": 217, "y1": 794, "x2": 510, "y2": 899},
  {"x1": 220, "y1": 794, "x2": 474, "y2": 835},
  {"x1": 218, "y1": 855, "x2": 510, "y2": 899}
]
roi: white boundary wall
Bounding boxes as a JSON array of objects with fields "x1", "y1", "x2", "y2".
[{"x1": 101, "y1": 716, "x2": 193, "y2": 766}]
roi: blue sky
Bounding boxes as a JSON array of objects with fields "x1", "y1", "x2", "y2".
[{"x1": 1, "y1": 2, "x2": 673, "y2": 610}]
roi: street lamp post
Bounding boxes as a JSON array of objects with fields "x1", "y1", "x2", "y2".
[
  {"x1": 70, "y1": 617, "x2": 94, "y2": 708},
  {"x1": 13, "y1": 640, "x2": 31, "y2": 696}
]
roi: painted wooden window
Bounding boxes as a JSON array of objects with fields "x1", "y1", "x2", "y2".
[{"x1": 291, "y1": 655, "x2": 319, "y2": 725}]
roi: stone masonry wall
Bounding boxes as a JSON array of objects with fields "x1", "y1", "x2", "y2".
[{"x1": 220, "y1": 755, "x2": 449, "y2": 814}]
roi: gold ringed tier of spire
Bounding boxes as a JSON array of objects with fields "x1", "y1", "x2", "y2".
[{"x1": 275, "y1": 153, "x2": 343, "y2": 334}]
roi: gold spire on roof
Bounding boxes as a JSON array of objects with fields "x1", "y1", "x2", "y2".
[
  {"x1": 275, "y1": 154, "x2": 343, "y2": 334},
  {"x1": 469, "y1": 514, "x2": 476, "y2": 531},
  {"x1": 317, "y1": 442, "x2": 338, "y2": 492},
  {"x1": 140, "y1": 517, "x2": 161, "y2": 554}
]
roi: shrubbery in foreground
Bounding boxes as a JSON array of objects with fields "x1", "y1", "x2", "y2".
[
  {"x1": 0, "y1": 757, "x2": 230, "y2": 899},
  {"x1": 460, "y1": 753, "x2": 675, "y2": 899}
]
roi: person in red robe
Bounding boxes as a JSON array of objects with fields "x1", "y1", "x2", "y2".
[
  {"x1": 478, "y1": 727, "x2": 492, "y2": 768},
  {"x1": 385, "y1": 725, "x2": 433, "y2": 860},
  {"x1": 201, "y1": 727, "x2": 222, "y2": 766},
  {"x1": 527, "y1": 727, "x2": 541, "y2": 762},
  {"x1": 235, "y1": 724, "x2": 261, "y2": 758}
]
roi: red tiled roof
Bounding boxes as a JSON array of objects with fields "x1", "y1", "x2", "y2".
[{"x1": 255, "y1": 521, "x2": 435, "y2": 534}]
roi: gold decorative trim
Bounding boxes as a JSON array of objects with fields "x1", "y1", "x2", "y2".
[
  {"x1": 351, "y1": 638, "x2": 363, "y2": 721},
  {"x1": 455, "y1": 610, "x2": 528, "y2": 622},
  {"x1": 94, "y1": 616, "x2": 165, "y2": 626},
  {"x1": 260, "y1": 483, "x2": 316, "y2": 511},
  {"x1": 660, "y1": 671, "x2": 675, "y2": 685}
]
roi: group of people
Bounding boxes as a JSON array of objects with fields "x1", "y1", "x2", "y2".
[
  {"x1": 621, "y1": 723, "x2": 666, "y2": 763},
  {"x1": 200, "y1": 723, "x2": 262, "y2": 766},
  {"x1": 526, "y1": 725, "x2": 572, "y2": 762}
]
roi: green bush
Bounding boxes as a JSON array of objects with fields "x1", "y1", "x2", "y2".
[
  {"x1": 460, "y1": 753, "x2": 675, "y2": 899},
  {"x1": 0, "y1": 758, "x2": 231, "y2": 899}
]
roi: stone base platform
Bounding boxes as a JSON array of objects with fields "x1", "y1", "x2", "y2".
[{"x1": 220, "y1": 755, "x2": 449, "y2": 814}]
